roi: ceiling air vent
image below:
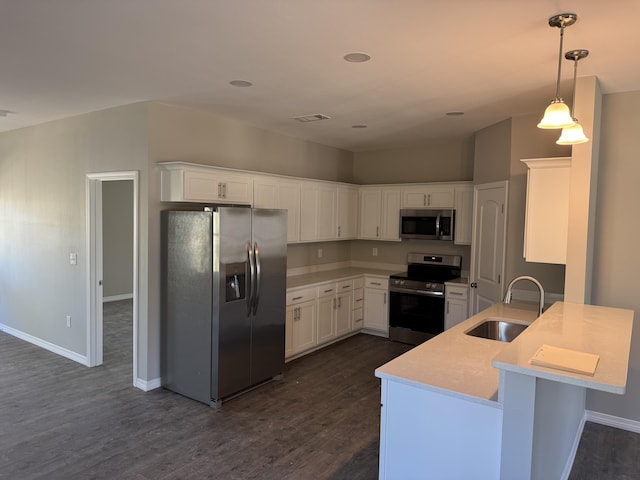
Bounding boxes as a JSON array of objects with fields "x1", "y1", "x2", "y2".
[{"x1": 293, "y1": 114, "x2": 331, "y2": 123}]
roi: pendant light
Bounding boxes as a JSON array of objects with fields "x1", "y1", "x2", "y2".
[
  {"x1": 537, "y1": 13, "x2": 578, "y2": 129},
  {"x1": 557, "y1": 49, "x2": 590, "y2": 145}
]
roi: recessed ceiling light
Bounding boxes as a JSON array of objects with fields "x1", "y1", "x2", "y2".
[
  {"x1": 0, "y1": 109, "x2": 13, "y2": 117},
  {"x1": 352, "y1": 124, "x2": 368, "y2": 129},
  {"x1": 446, "y1": 111, "x2": 465, "y2": 116},
  {"x1": 229, "y1": 80, "x2": 253, "y2": 87},
  {"x1": 293, "y1": 114, "x2": 331, "y2": 123},
  {"x1": 343, "y1": 52, "x2": 371, "y2": 63}
]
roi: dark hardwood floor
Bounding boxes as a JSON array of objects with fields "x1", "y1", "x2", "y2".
[
  {"x1": 1, "y1": 299, "x2": 639, "y2": 479},
  {"x1": 0, "y1": 300, "x2": 411, "y2": 479}
]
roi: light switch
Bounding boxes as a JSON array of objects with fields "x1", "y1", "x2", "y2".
[{"x1": 69, "y1": 253, "x2": 77, "y2": 265}]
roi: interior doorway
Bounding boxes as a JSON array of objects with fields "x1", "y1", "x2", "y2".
[{"x1": 86, "y1": 172, "x2": 139, "y2": 386}]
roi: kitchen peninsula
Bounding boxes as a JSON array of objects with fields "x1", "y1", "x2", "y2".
[{"x1": 375, "y1": 301, "x2": 634, "y2": 480}]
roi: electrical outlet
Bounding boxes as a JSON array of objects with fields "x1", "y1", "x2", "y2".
[
  {"x1": 66, "y1": 315, "x2": 71, "y2": 328},
  {"x1": 317, "y1": 248, "x2": 323, "y2": 258},
  {"x1": 372, "y1": 248, "x2": 378, "y2": 257}
]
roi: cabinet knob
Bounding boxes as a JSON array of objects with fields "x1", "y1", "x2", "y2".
[{"x1": 470, "y1": 282, "x2": 478, "y2": 288}]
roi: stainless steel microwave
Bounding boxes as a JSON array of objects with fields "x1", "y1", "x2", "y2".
[{"x1": 399, "y1": 209, "x2": 455, "y2": 241}]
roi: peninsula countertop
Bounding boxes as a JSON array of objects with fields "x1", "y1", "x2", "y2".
[
  {"x1": 375, "y1": 301, "x2": 634, "y2": 406},
  {"x1": 375, "y1": 302, "x2": 540, "y2": 407},
  {"x1": 492, "y1": 301, "x2": 634, "y2": 394}
]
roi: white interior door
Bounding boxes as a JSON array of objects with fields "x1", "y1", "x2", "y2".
[{"x1": 470, "y1": 181, "x2": 508, "y2": 315}]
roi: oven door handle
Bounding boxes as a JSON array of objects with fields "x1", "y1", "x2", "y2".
[{"x1": 389, "y1": 287, "x2": 444, "y2": 297}]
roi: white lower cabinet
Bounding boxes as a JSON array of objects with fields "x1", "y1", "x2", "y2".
[
  {"x1": 285, "y1": 287, "x2": 318, "y2": 358},
  {"x1": 444, "y1": 284, "x2": 469, "y2": 330},
  {"x1": 363, "y1": 276, "x2": 389, "y2": 335},
  {"x1": 352, "y1": 278, "x2": 365, "y2": 331},
  {"x1": 285, "y1": 300, "x2": 316, "y2": 358},
  {"x1": 317, "y1": 283, "x2": 337, "y2": 346},
  {"x1": 336, "y1": 280, "x2": 354, "y2": 337}
]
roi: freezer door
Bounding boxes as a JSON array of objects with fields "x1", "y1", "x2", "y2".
[
  {"x1": 213, "y1": 207, "x2": 253, "y2": 400},
  {"x1": 250, "y1": 208, "x2": 287, "y2": 384},
  {"x1": 161, "y1": 211, "x2": 213, "y2": 405}
]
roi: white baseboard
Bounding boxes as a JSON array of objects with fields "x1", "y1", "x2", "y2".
[
  {"x1": 585, "y1": 410, "x2": 640, "y2": 434},
  {"x1": 560, "y1": 412, "x2": 587, "y2": 480},
  {"x1": 135, "y1": 377, "x2": 162, "y2": 392},
  {"x1": 103, "y1": 293, "x2": 134, "y2": 303},
  {"x1": 0, "y1": 322, "x2": 89, "y2": 366}
]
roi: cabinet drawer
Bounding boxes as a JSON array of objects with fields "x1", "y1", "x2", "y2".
[
  {"x1": 353, "y1": 277, "x2": 364, "y2": 289},
  {"x1": 317, "y1": 283, "x2": 337, "y2": 298},
  {"x1": 353, "y1": 307, "x2": 364, "y2": 328},
  {"x1": 445, "y1": 285, "x2": 468, "y2": 300},
  {"x1": 337, "y1": 279, "x2": 354, "y2": 292},
  {"x1": 286, "y1": 287, "x2": 317, "y2": 305},
  {"x1": 364, "y1": 277, "x2": 388, "y2": 289}
]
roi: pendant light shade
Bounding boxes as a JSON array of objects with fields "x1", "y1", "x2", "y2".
[
  {"x1": 556, "y1": 120, "x2": 589, "y2": 144},
  {"x1": 537, "y1": 13, "x2": 578, "y2": 130},
  {"x1": 538, "y1": 99, "x2": 575, "y2": 129},
  {"x1": 556, "y1": 49, "x2": 590, "y2": 145}
]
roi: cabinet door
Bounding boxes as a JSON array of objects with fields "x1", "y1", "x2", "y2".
[
  {"x1": 359, "y1": 189, "x2": 382, "y2": 239},
  {"x1": 292, "y1": 301, "x2": 317, "y2": 355},
  {"x1": 253, "y1": 179, "x2": 278, "y2": 208},
  {"x1": 445, "y1": 299, "x2": 468, "y2": 330},
  {"x1": 183, "y1": 169, "x2": 252, "y2": 204},
  {"x1": 364, "y1": 288, "x2": 389, "y2": 333},
  {"x1": 336, "y1": 292, "x2": 353, "y2": 337},
  {"x1": 299, "y1": 182, "x2": 337, "y2": 242},
  {"x1": 380, "y1": 188, "x2": 401, "y2": 241},
  {"x1": 402, "y1": 186, "x2": 454, "y2": 208},
  {"x1": 454, "y1": 185, "x2": 473, "y2": 245},
  {"x1": 317, "y1": 295, "x2": 336, "y2": 345},
  {"x1": 278, "y1": 182, "x2": 301, "y2": 243},
  {"x1": 317, "y1": 184, "x2": 337, "y2": 241},
  {"x1": 337, "y1": 186, "x2": 358, "y2": 240},
  {"x1": 299, "y1": 184, "x2": 319, "y2": 242}
]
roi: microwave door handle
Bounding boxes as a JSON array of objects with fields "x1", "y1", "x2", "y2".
[{"x1": 435, "y1": 213, "x2": 441, "y2": 239}]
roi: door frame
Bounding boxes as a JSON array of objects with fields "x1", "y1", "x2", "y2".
[{"x1": 86, "y1": 171, "x2": 139, "y2": 385}]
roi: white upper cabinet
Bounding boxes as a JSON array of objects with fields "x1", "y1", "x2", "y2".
[
  {"x1": 160, "y1": 164, "x2": 253, "y2": 204},
  {"x1": 300, "y1": 181, "x2": 337, "y2": 242},
  {"x1": 402, "y1": 185, "x2": 454, "y2": 208},
  {"x1": 358, "y1": 187, "x2": 401, "y2": 241},
  {"x1": 254, "y1": 177, "x2": 301, "y2": 243},
  {"x1": 336, "y1": 185, "x2": 358, "y2": 240},
  {"x1": 454, "y1": 184, "x2": 473, "y2": 245},
  {"x1": 521, "y1": 157, "x2": 571, "y2": 264}
]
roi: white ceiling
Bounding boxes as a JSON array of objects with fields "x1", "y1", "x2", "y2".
[{"x1": 1, "y1": 1, "x2": 639, "y2": 152}]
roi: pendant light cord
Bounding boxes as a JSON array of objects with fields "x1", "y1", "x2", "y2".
[
  {"x1": 555, "y1": 26, "x2": 565, "y2": 99},
  {"x1": 570, "y1": 56, "x2": 578, "y2": 117}
]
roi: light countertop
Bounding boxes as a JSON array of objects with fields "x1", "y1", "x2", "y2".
[
  {"x1": 375, "y1": 302, "x2": 539, "y2": 407},
  {"x1": 375, "y1": 301, "x2": 634, "y2": 406},
  {"x1": 492, "y1": 302, "x2": 634, "y2": 394},
  {"x1": 287, "y1": 267, "x2": 401, "y2": 289}
]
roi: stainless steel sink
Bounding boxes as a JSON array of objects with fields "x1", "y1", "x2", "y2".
[{"x1": 465, "y1": 318, "x2": 528, "y2": 342}]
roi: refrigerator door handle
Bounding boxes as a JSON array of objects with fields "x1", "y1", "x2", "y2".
[
  {"x1": 252, "y1": 242, "x2": 261, "y2": 315},
  {"x1": 246, "y1": 242, "x2": 255, "y2": 316}
]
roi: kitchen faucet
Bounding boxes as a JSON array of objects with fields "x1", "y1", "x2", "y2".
[{"x1": 503, "y1": 276, "x2": 545, "y2": 317}]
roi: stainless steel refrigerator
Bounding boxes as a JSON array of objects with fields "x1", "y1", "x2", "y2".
[{"x1": 161, "y1": 206, "x2": 287, "y2": 407}]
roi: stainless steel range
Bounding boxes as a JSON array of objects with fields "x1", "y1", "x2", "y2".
[{"x1": 388, "y1": 253, "x2": 462, "y2": 345}]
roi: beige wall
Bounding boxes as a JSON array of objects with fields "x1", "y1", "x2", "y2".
[
  {"x1": 102, "y1": 180, "x2": 134, "y2": 298},
  {"x1": 287, "y1": 242, "x2": 352, "y2": 270},
  {"x1": 149, "y1": 103, "x2": 354, "y2": 183},
  {"x1": 587, "y1": 90, "x2": 640, "y2": 421},
  {"x1": 0, "y1": 103, "x2": 150, "y2": 368},
  {"x1": 353, "y1": 137, "x2": 474, "y2": 184},
  {"x1": 473, "y1": 119, "x2": 511, "y2": 184}
]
